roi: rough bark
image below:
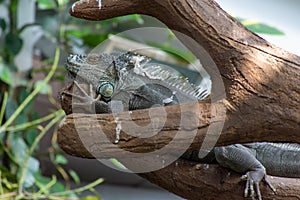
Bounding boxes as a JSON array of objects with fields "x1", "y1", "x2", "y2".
[
  {"x1": 66, "y1": 0, "x2": 300, "y2": 145},
  {"x1": 57, "y1": 0, "x2": 300, "y2": 199},
  {"x1": 138, "y1": 160, "x2": 300, "y2": 200}
]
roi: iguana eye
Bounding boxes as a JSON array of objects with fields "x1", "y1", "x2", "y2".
[{"x1": 97, "y1": 82, "x2": 114, "y2": 98}]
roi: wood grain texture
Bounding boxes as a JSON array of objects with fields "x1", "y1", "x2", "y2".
[
  {"x1": 57, "y1": 0, "x2": 300, "y2": 199},
  {"x1": 68, "y1": 0, "x2": 300, "y2": 144}
]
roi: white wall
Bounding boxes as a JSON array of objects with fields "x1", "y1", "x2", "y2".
[
  {"x1": 216, "y1": 0, "x2": 300, "y2": 56},
  {"x1": 15, "y1": 0, "x2": 42, "y2": 72},
  {"x1": 0, "y1": 0, "x2": 42, "y2": 72}
]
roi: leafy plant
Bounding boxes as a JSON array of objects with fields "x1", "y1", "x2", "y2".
[
  {"x1": 0, "y1": 49, "x2": 103, "y2": 199},
  {"x1": 0, "y1": 0, "x2": 104, "y2": 199}
]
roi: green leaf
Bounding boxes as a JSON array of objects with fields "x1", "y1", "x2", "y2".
[
  {"x1": 0, "y1": 166, "x2": 17, "y2": 184},
  {"x1": 69, "y1": 169, "x2": 80, "y2": 184},
  {"x1": 9, "y1": 0, "x2": 17, "y2": 13},
  {"x1": 36, "y1": 0, "x2": 56, "y2": 9},
  {"x1": 8, "y1": 133, "x2": 27, "y2": 163},
  {"x1": 15, "y1": 111, "x2": 28, "y2": 125},
  {"x1": 82, "y1": 34, "x2": 109, "y2": 47},
  {"x1": 57, "y1": 0, "x2": 70, "y2": 7},
  {"x1": 29, "y1": 111, "x2": 40, "y2": 121},
  {"x1": 0, "y1": 173, "x2": 18, "y2": 191},
  {"x1": 81, "y1": 196, "x2": 101, "y2": 200},
  {"x1": 112, "y1": 14, "x2": 144, "y2": 25},
  {"x1": 55, "y1": 154, "x2": 68, "y2": 165},
  {"x1": 0, "y1": 18, "x2": 6, "y2": 31},
  {"x1": 246, "y1": 23, "x2": 284, "y2": 35},
  {"x1": 146, "y1": 41, "x2": 196, "y2": 63},
  {"x1": 109, "y1": 158, "x2": 127, "y2": 170},
  {"x1": 5, "y1": 97, "x2": 18, "y2": 120},
  {"x1": 34, "y1": 174, "x2": 54, "y2": 194},
  {"x1": 8, "y1": 133, "x2": 40, "y2": 188},
  {"x1": 66, "y1": 28, "x2": 92, "y2": 38},
  {"x1": 35, "y1": 173, "x2": 51, "y2": 185},
  {"x1": 25, "y1": 129, "x2": 39, "y2": 147},
  {"x1": 27, "y1": 157, "x2": 40, "y2": 173},
  {"x1": 0, "y1": 63, "x2": 13, "y2": 85},
  {"x1": 34, "y1": 80, "x2": 52, "y2": 94},
  {"x1": 237, "y1": 17, "x2": 284, "y2": 35},
  {"x1": 125, "y1": 14, "x2": 144, "y2": 25},
  {"x1": 166, "y1": 29, "x2": 176, "y2": 40},
  {"x1": 35, "y1": 173, "x2": 65, "y2": 193},
  {"x1": 18, "y1": 88, "x2": 31, "y2": 103},
  {"x1": 55, "y1": 75, "x2": 66, "y2": 81},
  {"x1": 22, "y1": 156, "x2": 40, "y2": 188},
  {"x1": 18, "y1": 89, "x2": 35, "y2": 114},
  {"x1": 49, "y1": 180, "x2": 65, "y2": 193},
  {"x1": 5, "y1": 96, "x2": 29, "y2": 125},
  {"x1": 67, "y1": 192, "x2": 79, "y2": 198},
  {"x1": 5, "y1": 33, "x2": 23, "y2": 55}
]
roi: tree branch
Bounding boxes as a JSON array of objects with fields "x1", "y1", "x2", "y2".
[
  {"x1": 58, "y1": 100, "x2": 300, "y2": 158},
  {"x1": 68, "y1": 0, "x2": 300, "y2": 145},
  {"x1": 138, "y1": 159, "x2": 300, "y2": 200},
  {"x1": 57, "y1": 0, "x2": 300, "y2": 199}
]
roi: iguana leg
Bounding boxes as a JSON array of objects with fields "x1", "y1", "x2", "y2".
[
  {"x1": 214, "y1": 144, "x2": 275, "y2": 200},
  {"x1": 61, "y1": 81, "x2": 110, "y2": 113},
  {"x1": 241, "y1": 171, "x2": 276, "y2": 200}
]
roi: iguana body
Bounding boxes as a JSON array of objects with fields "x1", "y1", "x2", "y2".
[
  {"x1": 63, "y1": 52, "x2": 300, "y2": 200},
  {"x1": 65, "y1": 52, "x2": 207, "y2": 112}
]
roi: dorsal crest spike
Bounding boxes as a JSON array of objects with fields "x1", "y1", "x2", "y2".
[{"x1": 132, "y1": 58, "x2": 208, "y2": 100}]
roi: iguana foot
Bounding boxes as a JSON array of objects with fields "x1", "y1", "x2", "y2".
[
  {"x1": 62, "y1": 81, "x2": 109, "y2": 113},
  {"x1": 242, "y1": 171, "x2": 276, "y2": 200},
  {"x1": 214, "y1": 145, "x2": 277, "y2": 200}
]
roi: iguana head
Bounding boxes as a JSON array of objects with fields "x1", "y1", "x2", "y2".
[{"x1": 65, "y1": 52, "x2": 150, "y2": 100}]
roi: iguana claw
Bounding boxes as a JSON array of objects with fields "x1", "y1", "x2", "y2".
[
  {"x1": 242, "y1": 172, "x2": 276, "y2": 200},
  {"x1": 62, "y1": 81, "x2": 103, "y2": 113}
]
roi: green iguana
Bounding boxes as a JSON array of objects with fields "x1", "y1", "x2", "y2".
[{"x1": 62, "y1": 51, "x2": 300, "y2": 200}]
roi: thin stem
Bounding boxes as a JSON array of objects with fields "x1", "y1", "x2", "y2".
[
  {"x1": 1, "y1": 48, "x2": 60, "y2": 130},
  {"x1": 0, "y1": 92, "x2": 8, "y2": 126},
  {"x1": 35, "y1": 175, "x2": 57, "y2": 196},
  {"x1": 5, "y1": 111, "x2": 60, "y2": 132},
  {"x1": 0, "y1": 171, "x2": 3, "y2": 195},
  {"x1": 17, "y1": 23, "x2": 40, "y2": 34},
  {"x1": 0, "y1": 192, "x2": 17, "y2": 199},
  {"x1": 50, "y1": 127, "x2": 70, "y2": 189},
  {"x1": 22, "y1": 192, "x2": 68, "y2": 200},
  {"x1": 17, "y1": 109, "x2": 64, "y2": 194},
  {"x1": 48, "y1": 91, "x2": 61, "y2": 109},
  {"x1": 53, "y1": 160, "x2": 70, "y2": 190},
  {"x1": 9, "y1": 0, "x2": 18, "y2": 34},
  {"x1": 29, "y1": 193, "x2": 74, "y2": 200},
  {"x1": 0, "y1": 139, "x2": 19, "y2": 165},
  {"x1": 51, "y1": 178, "x2": 104, "y2": 196},
  {"x1": 88, "y1": 187, "x2": 102, "y2": 199}
]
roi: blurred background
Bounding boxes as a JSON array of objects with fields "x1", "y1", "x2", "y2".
[{"x1": 0, "y1": 0, "x2": 298, "y2": 199}]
